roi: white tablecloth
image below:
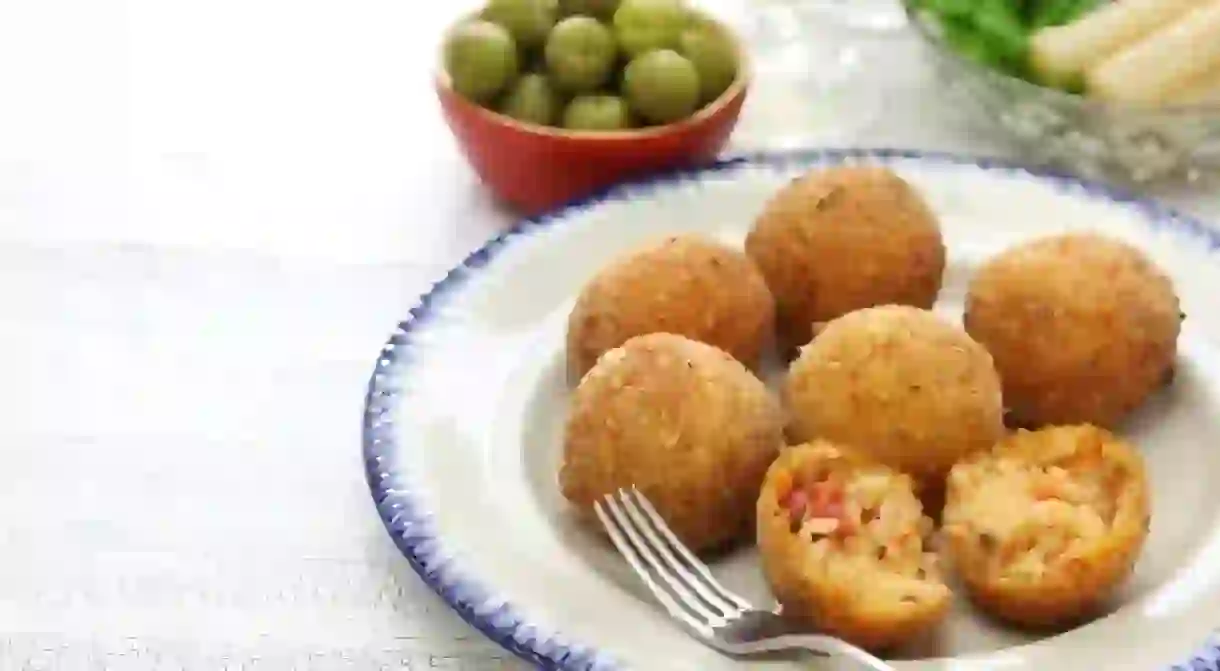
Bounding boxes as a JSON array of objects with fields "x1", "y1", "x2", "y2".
[{"x1": 0, "y1": 0, "x2": 1216, "y2": 668}]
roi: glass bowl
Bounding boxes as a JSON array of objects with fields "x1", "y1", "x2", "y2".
[{"x1": 903, "y1": 2, "x2": 1220, "y2": 184}]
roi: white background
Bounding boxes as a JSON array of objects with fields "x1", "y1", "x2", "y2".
[{"x1": 0, "y1": 0, "x2": 1216, "y2": 668}]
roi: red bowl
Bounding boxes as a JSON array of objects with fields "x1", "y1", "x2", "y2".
[{"x1": 437, "y1": 27, "x2": 750, "y2": 215}]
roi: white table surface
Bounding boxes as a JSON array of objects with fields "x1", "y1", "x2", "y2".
[{"x1": 0, "y1": 0, "x2": 1216, "y2": 669}]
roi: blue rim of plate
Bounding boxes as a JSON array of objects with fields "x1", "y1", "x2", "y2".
[{"x1": 362, "y1": 148, "x2": 1220, "y2": 671}]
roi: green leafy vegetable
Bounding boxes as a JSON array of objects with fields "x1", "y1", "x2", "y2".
[
  {"x1": 923, "y1": 0, "x2": 975, "y2": 20},
  {"x1": 973, "y1": 0, "x2": 1028, "y2": 67},
  {"x1": 1033, "y1": 0, "x2": 1103, "y2": 29},
  {"x1": 940, "y1": 16, "x2": 1002, "y2": 68},
  {"x1": 915, "y1": 0, "x2": 1105, "y2": 89}
]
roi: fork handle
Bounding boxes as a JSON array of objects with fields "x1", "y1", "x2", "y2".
[
  {"x1": 793, "y1": 635, "x2": 894, "y2": 671},
  {"x1": 732, "y1": 634, "x2": 896, "y2": 671}
]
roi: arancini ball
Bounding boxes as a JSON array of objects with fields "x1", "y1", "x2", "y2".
[
  {"x1": 757, "y1": 440, "x2": 951, "y2": 650},
  {"x1": 964, "y1": 233, "x2": 1181, "y2": 429},
  {"x1": 785, "y1": 305, "x2": 1005, "y2": 489},
  {"x1": 942, "y1": 424, "x2": 1151, "y2": 628},
  {"x1": 565, "y1": 234, "x2": 775, "y2": 382},
  {"x1": 560, "y1": 332, "x2": 784, "y2": 554},
  {"x1": 745, "y1": 166, "x2": 946, "y2": 351}
]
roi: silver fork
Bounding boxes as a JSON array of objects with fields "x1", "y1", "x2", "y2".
[{"x1": 595, "y1": 487, "x2": 895, "y2": 671}]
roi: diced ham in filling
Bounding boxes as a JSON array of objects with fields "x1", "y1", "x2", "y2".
[{"x1": 782, "y1": 479, "x2": 853, "y2": 538}]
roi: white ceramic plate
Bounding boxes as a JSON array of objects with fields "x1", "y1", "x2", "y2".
[{"x1": 363, "y1": 150, "x2": 1220, "y2": 671}]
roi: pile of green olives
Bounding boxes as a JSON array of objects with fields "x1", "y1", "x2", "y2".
[{"x1": 442, "y1": 0, "x2": 740, "y2": 131}]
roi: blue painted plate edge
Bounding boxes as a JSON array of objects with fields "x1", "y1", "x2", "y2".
[{"x1": 361, "y1": 148, "x2": 1220, "y2": 671}]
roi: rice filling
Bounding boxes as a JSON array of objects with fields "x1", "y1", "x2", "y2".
[
  {"x1": 946, "y1": 433, "x2": 1123, "y2": 580},
  {"x1": 780, "y1": 464, "x2": 942, "y2": 602}
]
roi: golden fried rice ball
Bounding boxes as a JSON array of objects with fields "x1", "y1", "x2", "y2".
[
  {"x1": 757, "y1": 440, "x2": 951, "y2": 651},
  {"x1": 745, "y1": 166, "x2": 946, "y2": 351},
  {"x1": 785, "y1": 305, "x2": 1005, "y2": 489},
  {"x1": 964, "y1": 233, "x2": 1181, "y2": 428},
  {"x1": 565, "y1": 234, "x2": 775, "y2": 381},
  {"x1": 560, "y1": 332, "x2": 784, "y2": 554},
  {"x1": 942, "y1": 424, "x2": 1151, "y2": 628}
]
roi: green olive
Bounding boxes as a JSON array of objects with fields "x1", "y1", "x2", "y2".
[
  {"x1": 444, "y1": 20, "x2": 521, "y2": 104},
  {"x1": 500, "y1": 73, "x2": 563, "y2": 126},
  {"x1": 482, "y1": 0, "x2": 559, "y2": 50},
  {"x1": 545, "y1": 16, "x2": 618, "y2": 93},
  {"x1": 612, "y1": 0, "x2": 688, "y2": 58},
  {"x1": 563, "y1": 94, "x2": 634, "y2": 130},
  {"x1": 559, "y1": 0, "x2": 622, "y2": 20},
  {"x1": 623, "y1": 49, "x2": 701, "y2": 124},
  {"x1": 678, "y1": 20, "x2": 738, "y2": 103}
]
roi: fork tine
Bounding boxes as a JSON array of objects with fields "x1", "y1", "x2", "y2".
[
  {"x1": 595, "y1": 500, "x2": 714, "y2": 638},
  {"x1": 616, "y1": 489, "x2": 745, "y2": 617},
  {"x1": 598, "y1": 496, "x2": 725, "y2": 630},
  {"x1": 628, "y1": 487, "x2": 752, "y2": 612}
]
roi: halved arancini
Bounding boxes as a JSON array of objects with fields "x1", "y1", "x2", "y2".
[
  {"x1": 757, "y1": 440, "x2": 951, "y2": 651},
  {"x1": 943, "y1": 424, "x2": 1151, "y2": 628}
]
